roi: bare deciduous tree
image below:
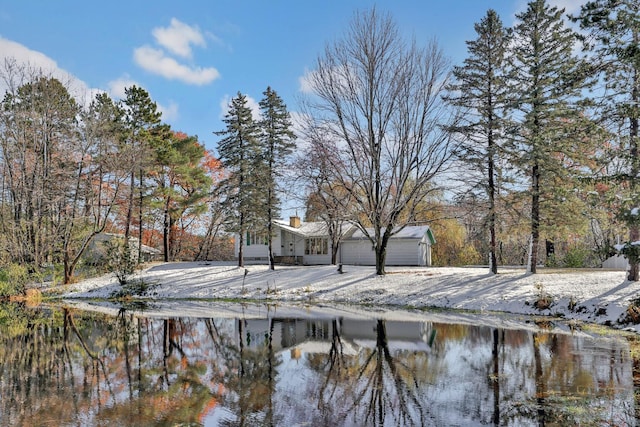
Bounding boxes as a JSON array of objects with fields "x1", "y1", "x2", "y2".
[{"x1": 300, "y1": 8, "x2": 459, "y2": 275}]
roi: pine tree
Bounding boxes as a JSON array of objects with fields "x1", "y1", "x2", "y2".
[
  {"x1": 258, "y1": 87, "x2": 295, "y2": 270},
  {"x1": 445, "y1": 9, "x2": 510, "y2": 274},
  {"x1": 507, "y1": 0, "x2": 591, "y2": 273},
  {"x1": 215, "y1": 92, "x2": 264, "y2": 267},
  {"x1": 151, "y1": 130, "x2": 211, "y2": 262},
  {"x1": 572, "y1": 0, "x2": 640, "y2": 280},
  {"x1": 121, "y1": 86, "x2": 162, "y2": 262}
]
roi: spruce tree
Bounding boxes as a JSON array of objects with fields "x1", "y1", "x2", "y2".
[
  {"x1": 446, "y1": 9, "x2": 510, "y2": 274},
  {"x1": 258, "y1": 87, "x2": 295, "y2": 270},
  {"x1": 507, "y1": 0, "x2": 591, "y2": 273},
  {"x1": 572, "y1": 0, "x2": 640, "y2": 280},
  {"x1": 215, "y1": 92, "x2": 264, "y2": 267}
]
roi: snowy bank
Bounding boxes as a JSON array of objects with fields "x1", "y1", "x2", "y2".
[{"x1": 58, "y1": 262, "x2": 640, "y2": 332}]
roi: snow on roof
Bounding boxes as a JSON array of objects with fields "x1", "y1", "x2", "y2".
[
  {"x1": 273, "y1": 219, "x2": 342, "y2": 237},
  {"x1": 347, "y1": 225, "x2": 432, "y2": 240}
]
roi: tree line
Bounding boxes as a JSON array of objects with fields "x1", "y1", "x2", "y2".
[
  {"x1": 0, "y1": 61, "x2": 223, "y2": 285},
  {"x1": 294, "y1": 0, "x2": 640, "y2": 278},
  {"x1": 1, "y1": 0, "x2": 638, "y2": 286},
  {"x1": 444, "y1": 0, "x2": 640, "y2": 278}
]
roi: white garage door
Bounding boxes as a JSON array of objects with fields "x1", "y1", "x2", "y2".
[{"x1": 341, "y1": 240, "x2": 420, "y2": 266}]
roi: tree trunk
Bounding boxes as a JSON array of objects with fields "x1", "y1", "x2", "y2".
[
  {"x1": 137, "y1": 168, "x2": 144, "y2": 264},
  {"x1": 628, "y1": 85, "x2": 639, "y2": 281},
  {"x1": 125, "y1": 171, "x2": 134, "y2": 240},
  {"x1": 629, "y1": 226, "x2": 639, "y2": 281},
  {"x1": 267, "y1": 204, "x2": 275, "y2": 270},
  {"x1": 375, "y1": 243, "x2": 387, "y2": 275},
  {"x1": 529, "y1": 163, "x2": 540, "y2": 274},
  {"x1": 488, "y1": 131, "x2": 498, "y2": 274},
  {"x1": 331, "y1": 241, "x2": 338, "y2": 265},
  {"x1": 238, "y1": 213, "x2": 245, "y2": 268},
  {"x1": 163, "y1": 196, "x2": 170, "y2": 263}
]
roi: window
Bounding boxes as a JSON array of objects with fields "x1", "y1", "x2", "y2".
[
  {"x1": 305, "y1": 237, "x2": 328, "y2": 255},
  {"x1": 246, "y1": 231, "x2": 267, "y2": 246}
]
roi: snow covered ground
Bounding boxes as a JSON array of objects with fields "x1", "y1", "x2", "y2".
[{"x1": 58, "y1": 261, "x2": 640, "y2": 332}]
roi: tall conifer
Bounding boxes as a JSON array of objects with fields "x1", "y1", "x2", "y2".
[
  {"x1": 258, "y1": 87, "x2": 295, "y2": 270},
  {"x1": 446, "y1": 9, "x2": 509, "y2": 274},
  {"x1": 507, "y1": 0, "x2": 591, "y2": 273},
  {"x1": 121, "y1": 86, "x2": 161, "y2": 262},
  {"x1": 215, "y1": 92, "x2": 263, "y2": 267},
  {"x1": 573, "y1": 0, "x2": 640, "y2": 280}
]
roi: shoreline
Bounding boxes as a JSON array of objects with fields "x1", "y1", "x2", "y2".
[{"x1": 54, "y1": 262, "x2": 640, "y2": 332}]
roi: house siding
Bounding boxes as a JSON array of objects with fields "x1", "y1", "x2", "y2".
[
  {"x1": 386, "y1": 240, "x2": 422, "y2": 266},
  {"x1": 340, "y1": 239, "x2": 427, "y2": 266}
]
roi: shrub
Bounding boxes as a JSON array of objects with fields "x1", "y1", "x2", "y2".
[
  {"x1": 562, "y1": 246, "x2": 590, "y2": 268},
  {"x1": 0, "y1": 264, "x2": 29, "y2": 298},
  {"x1": 105, "y1": 239, "x2": 136, "y2": 285}
]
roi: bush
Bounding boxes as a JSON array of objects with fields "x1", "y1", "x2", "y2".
[
  {"x1": 0, "y1": 264, "x2": 29, "y2": 298},
  {"x1": 562, "y1": 246, "x2": 590, "y2": 268},
  {"x1": 105, "y1": 239, "x2": 136, "y2": 285}
]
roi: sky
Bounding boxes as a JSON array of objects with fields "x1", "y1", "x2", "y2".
[{"x1": 0, "y1": 0, "x2": 585, "y2": 215}]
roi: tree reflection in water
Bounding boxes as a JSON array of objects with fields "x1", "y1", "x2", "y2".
[
  {"x1": 313, "y1": 319, "x2": 428, "y2": 426},
  {"x1": 0, "y1": 303, "x2": 635, "y2": 426}
]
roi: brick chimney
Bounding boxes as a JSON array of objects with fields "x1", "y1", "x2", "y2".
[{"x1": 289, "y1": 215, "x2": 301, "y2": 228}]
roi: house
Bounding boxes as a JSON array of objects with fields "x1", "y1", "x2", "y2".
[
  {"x1": 85, "y1": 232, "x2": 163, "y2": 264},
  {"x1": 235, "y1": 216, "x2": 435, "y2": 267}
]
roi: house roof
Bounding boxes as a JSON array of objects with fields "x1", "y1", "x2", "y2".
[
  {"x1": 94, "y1": 232, "x2": 162, "y2": 254},
  {"x1": 273, "y1": 219, "x2": 346, "y2": 237},
  {"x1": 346, "y1": 225, "x2": 435, "y2": 243},
  {"x1": 273, "y1": 219, "x2": 434, "y2": 244}
]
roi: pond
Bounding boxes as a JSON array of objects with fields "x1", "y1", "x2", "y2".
[{"x1": 0, "y1": 301, "x2": 636, "y2": 426}]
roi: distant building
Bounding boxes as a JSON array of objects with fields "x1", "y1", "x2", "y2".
[{"x1": 85, "y1": 233, "x2": 162, "y2": 264}]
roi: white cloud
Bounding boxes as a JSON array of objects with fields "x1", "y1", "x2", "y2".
[
  {"x1": 548, "y1": 0, "x2": 586, "y2": 15},
  {"x1": 107, "y1": 75, "x2": 140, "y2": 99},
  {"x1": 108, "y1": 75, "x2": 179, "y2": 124},
  {"x1": 218, "y1": 93, "x2": 261, "y2": 121},
  {"x1": 0, "y1": 36, "x2": 102, "y2": 107},
  {"x1": 152, "y1": 18, "x2": 205, "y2": 59},
  {"x1": 158, "y1": 100, "x2": 179, "y2": 122},
  {"x1": 134, "y1": 18, "x2": 221, "y2": 86},
  {"x1": 298, "y1": 69, "x2": 314, "y2": 94},
  {"x1": 133, "y1": 45, "x2": 220, "y2": 85}
]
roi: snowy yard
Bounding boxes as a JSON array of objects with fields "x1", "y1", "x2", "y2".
[{"x1": 56, "y1": 261, "x2": 640, "y2": 332}]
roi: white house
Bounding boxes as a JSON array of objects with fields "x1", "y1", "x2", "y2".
[{"x1": 235, "y1": 216, "x2": 435, "y2": 267}]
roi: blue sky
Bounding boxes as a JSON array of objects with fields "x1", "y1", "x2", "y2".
[{"x1": 0, "y1": 0, "x2": 583, "y2": 155}]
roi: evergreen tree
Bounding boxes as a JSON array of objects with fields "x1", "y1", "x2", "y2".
[
  {"x1": 445, "y1": 9, "x2": 510, "y2": 274},
  {"x1": 121, "y1": 86, "x2": 161, "y2": 262},
  {"x1": 507, "y1": 0, "x2": 591, "y2": 273},
  {"x1": 215, "y1": 92, "x2": 264, "y2": 267},
  {"x1": 151, "y1": 130, "x2": 212, "y2": 262},
  {"x1": 572, "y1": 0, "x2": 640, "y2": 280},
  {"x1": 258, "y1": 87, "x2": 295, "y2": 270}
]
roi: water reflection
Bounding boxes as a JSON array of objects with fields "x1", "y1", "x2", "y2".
[{"x1": 0, "y1": 302, "x2": 635, "y2": 426}]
